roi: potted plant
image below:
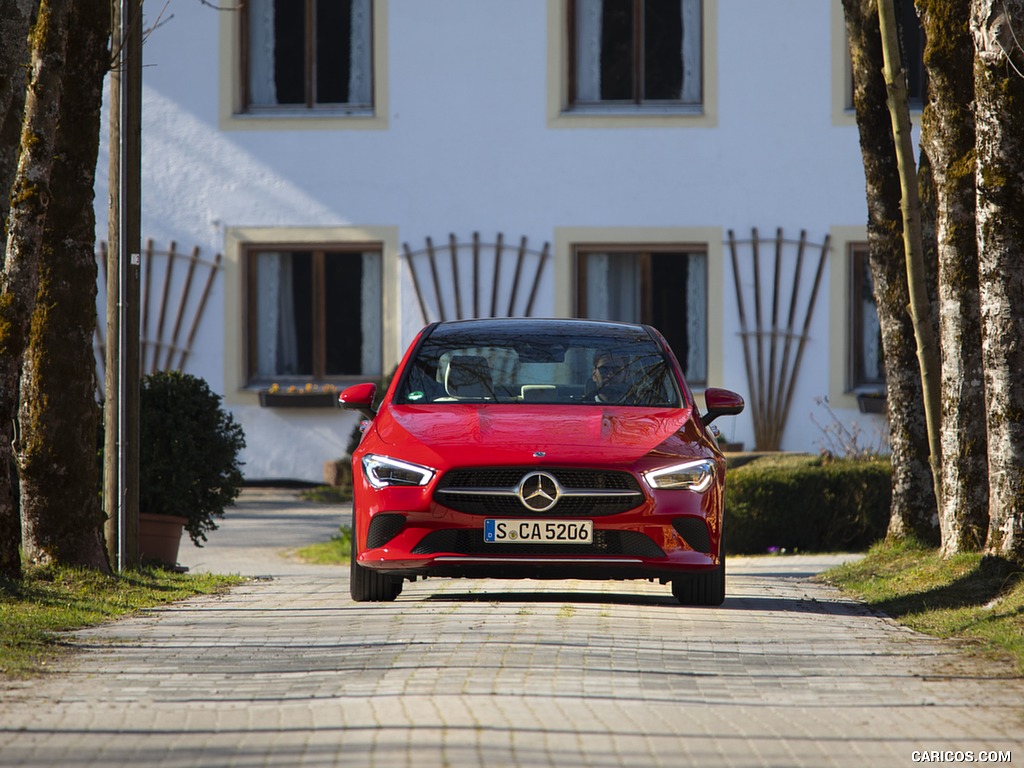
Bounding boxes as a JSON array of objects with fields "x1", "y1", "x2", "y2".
[{"x1": 139, "y1": 371, "x2": 246, "y2": 566}]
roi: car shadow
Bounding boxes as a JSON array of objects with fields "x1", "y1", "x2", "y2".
[{"x1": 420, "y1": 589, "x2": 872, "y2": 616}]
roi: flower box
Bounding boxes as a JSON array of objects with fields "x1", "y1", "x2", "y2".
[
  {"x1": 856, "y1": 392, "x2": 886, "y2": 414},
  {"x1": 258, "y1": 390, "x2": 339, "y2": 409}
]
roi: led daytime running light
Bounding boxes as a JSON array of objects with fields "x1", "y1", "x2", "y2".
[
  {"x1": 362, "y1": 454, "x2": 435, "y2": 489},
  {"x1": 644, "y1": 460, "x2": 716, "y2": 493}
]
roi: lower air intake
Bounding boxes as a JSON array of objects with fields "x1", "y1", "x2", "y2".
[
  {"x1": 671, "y1": 517, "x2": 712, "y2": 554},
  {"x1": 367, "y1": 513, "x2": 407, "y2": 549}
]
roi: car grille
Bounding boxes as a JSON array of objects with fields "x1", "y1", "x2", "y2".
[
  {"x1": 411, "y1": 529, "x2": 667, "y2": 558},
  {"x1": 434, "y1": 467, "x2": 644, "y2": 517}
]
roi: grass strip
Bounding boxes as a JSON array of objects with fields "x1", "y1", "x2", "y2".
[
  {"x1": 822, "y1": 538, "x2": 1024, "y2": 672},
  {"x1": 292, "y1": 525, "x2": 352, "y2": 565},
  {"x1": 0, "y1": 564, "x2": 242, "y2": 678}
]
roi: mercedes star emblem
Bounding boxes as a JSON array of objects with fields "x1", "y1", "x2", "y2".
[{"x1": 517, "y1": 471, "x2": 561, "y2": 512}]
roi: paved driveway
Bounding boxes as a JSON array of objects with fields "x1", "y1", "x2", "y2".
[{"x1": 1, "y1": 487, "x2": 1021, "y2": 767}]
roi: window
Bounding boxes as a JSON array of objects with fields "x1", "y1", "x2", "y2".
[
  {"x1": 569, "y1": 0, "x2": 703, "y2": 110},
  {"x1": 849, "y1": 243, "x2": 883, "y2": 389},
  {"x1": 241, "y1": 0, "x2": 373, "y2": 113},
  {"x1": 840, "y1": 1, "x2": 926, "y2": 113},
  {"x1": 246, "y1": 246, "x2": 382, "y2": 384},
  {"x1": 576, "y1": 247, "x2": 707, "y2": 385},
  {"x1": 897, "y1": 0, "x2": 927, "y2": 109}
]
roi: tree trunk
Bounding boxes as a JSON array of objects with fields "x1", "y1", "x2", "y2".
[
  {"x1": 0, "y1": 0, "x2": 73, "y2": 580},
  {"x1": 878, "y1": 0, "x2": 945, "y2": 523},
  {"x1": 972, "y1": 0, "x2": 1024, "y2": 562},
  {"x1": 0, "y1": 0, "x2": 36, "y2": 581},
  {"x1": 0, "y1": 0, "x2": 35, "y2": 225},
  {"x1": 843, "y1": 0, "x2": 939, "y2": 543},
  {"x1": 917, "y1": 0, "x2": 989, "y2": 556},
  {"x1": 17, "y1": 0, "x2": 110, "y2": 570}
]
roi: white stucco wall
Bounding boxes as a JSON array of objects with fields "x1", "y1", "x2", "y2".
[{"x1": 94, "y1": 0, "x2": 890, "y2": 482}]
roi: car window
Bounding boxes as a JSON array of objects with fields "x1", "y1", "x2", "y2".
[{"x1": 394, "y1": 327, "x2": 681, "y2": 407}]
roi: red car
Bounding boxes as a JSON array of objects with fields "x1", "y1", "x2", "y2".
[{"x1": 340, "y1": 318, "x2": 743, "y2": 605}]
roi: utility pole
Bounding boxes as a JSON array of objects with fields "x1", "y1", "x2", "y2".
[{"x1": 104, "y1": 0, "x2": 142, "y2": 570}]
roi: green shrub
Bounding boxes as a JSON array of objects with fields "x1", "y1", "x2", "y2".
[
  {"x1": 139, "y1": 371, "x2": 246, "y2": 546},
  {"x1": 726, "y1": 454, "x2": 891, "y2": 554}
]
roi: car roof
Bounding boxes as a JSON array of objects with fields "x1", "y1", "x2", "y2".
[{"x1": 423, "y1": 317, "x2": 655, "y2": 337}]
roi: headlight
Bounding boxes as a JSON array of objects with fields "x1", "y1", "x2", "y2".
[
  {"x1": 643, "y1": 460, "x2": 716, "y2": 493},
  {"x1": 362, "y1": 454, "x2": 436, "y2": 489}
]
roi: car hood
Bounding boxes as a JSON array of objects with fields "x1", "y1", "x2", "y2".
[{"x1": 371, "y1": 404, "x2": 695, "y2": 465}]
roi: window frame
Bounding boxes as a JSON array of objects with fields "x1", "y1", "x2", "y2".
[
  {"x1": 244, "y1": 244, "x2": 383, "y2": 386},
  {"x1": 831, "y1": 0, "x2": 925, "y2": 126},
  {"x1": 220, "y1": 0, "x2": 389, "y2": 131},
  {"x1": 548, "y1": 0, "x2": 717, "y2": 128},
  {"x1": 554, "y1": 227, "x2": 724, "y2": 390},
  {"x1": 566, "y1": 0, "x2": 703, "y2": 110},
  {"x1": 573, "y1": 243, "x2": 710, "y2": 387},
  {"x1": 223, "y1": 226, "x2": 399, "y2": 406},
  {"x1": 848, "y1": 242, "x2": 884, "y2": 391}
]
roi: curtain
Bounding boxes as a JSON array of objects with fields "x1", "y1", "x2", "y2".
[
  {"x1": 685, "y1": 253, "x2": 707, "y2": 382},
  {"x1": 349, "y1": 0, "x2": 372, "y2": 105},
  {"x1": 255, "y1": 252, "x2": 298, "y2": 377},
  {"x1": 248, "y1": 0, "x2": 277, "y2": 105},
  {"x1": 680, "y1": 0, "x2": 702, "y2": 103},
  {"x1": 575, "y1": 0, "x2": 603, "y2": 102},
  {"x1": 360, "y1": 252, "x2": 382, "y2": 375},
  {"x1": 586, "y1": 253, "x2": 641, "y2": 322}
]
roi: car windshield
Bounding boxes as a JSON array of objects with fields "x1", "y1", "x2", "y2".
[{"x1": 394, "y1": 322, "x2": 683, "y2": 407}]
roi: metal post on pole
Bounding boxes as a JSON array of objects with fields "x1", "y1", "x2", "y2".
[
  {"x1": 104, "y1": 0, "x2": 142, "y2": 571},
  {"x1": 122, "y1": 0, "x2": 143, "y2": 568},
  {"x1": 103, "y1": 0, "x2": 123, "y2": 569}
]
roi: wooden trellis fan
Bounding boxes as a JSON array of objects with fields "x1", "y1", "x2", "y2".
[
  {"x1": 94, "y1": 239, "x2": 222, "y2": 384},
  {"x1": 402, "y1": 232, "x2": 550, "y2": 323},
  {"x1": 728, "y1": 228, "x2": 830, "y2": 451}
]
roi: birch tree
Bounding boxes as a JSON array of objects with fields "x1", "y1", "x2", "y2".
[{"x1": 972, "y1": 0, "x2": 1024, "y2": 561}]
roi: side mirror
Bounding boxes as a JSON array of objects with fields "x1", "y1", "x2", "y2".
[
  {"x1": 339, "y1": 383, "x2": 377, "y2": 419},
  {"x1": 702, "y1": 387, "x2": 744, "y2": 425}
]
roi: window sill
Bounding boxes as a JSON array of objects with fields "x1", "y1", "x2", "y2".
[
  {"x1": 258, "y1": 391, "x2": 339, "y2": 409},
  {"x1": 549, "y1": 106, "x2": 714, "y2": 130},
  {"x1": 221, "y1": 110, "x2": 387, "y2": 132},
  {"x1": 565, "y1": 103, "x2": 704, "y2": 116}
]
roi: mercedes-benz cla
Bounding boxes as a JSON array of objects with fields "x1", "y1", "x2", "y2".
[{"x1": 340, "y1": 318, "x2": 744, "y2": 605}]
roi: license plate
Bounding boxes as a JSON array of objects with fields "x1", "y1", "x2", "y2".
[{"x1": 483, "y1": 519, "x2": 593, "y2": 544}]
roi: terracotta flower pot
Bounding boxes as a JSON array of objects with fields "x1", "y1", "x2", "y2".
[{"x1": 139, "y1": 512, "x2": 188, "y2": 567}]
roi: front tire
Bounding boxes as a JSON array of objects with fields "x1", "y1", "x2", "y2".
[
  {"x1": 672, "y1": 552, "x2": 725, "y2": 606},
  {"x1": 350, "y1": 530, "x2": 403, "y2": 602}
]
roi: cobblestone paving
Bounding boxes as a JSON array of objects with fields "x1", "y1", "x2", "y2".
[{"x1": 1, "y1": 488, "x2": 1021, "y2": 767}]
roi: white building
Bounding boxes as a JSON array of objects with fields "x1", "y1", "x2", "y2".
[{"x1": 94, "y1": 0, "x2": 899, "y2": 482}]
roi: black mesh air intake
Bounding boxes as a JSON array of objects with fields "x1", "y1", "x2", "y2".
[
  {"x1": 672, "y1": 517, "x2": 712, "y2": 554},
  {"x1": 366, "y1": 513, "x2": 407, "y2": 549}
]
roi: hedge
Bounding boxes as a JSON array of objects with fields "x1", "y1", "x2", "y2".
[{"x1": 725, "y1": 454, "x2": 891, "y2": 555}]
